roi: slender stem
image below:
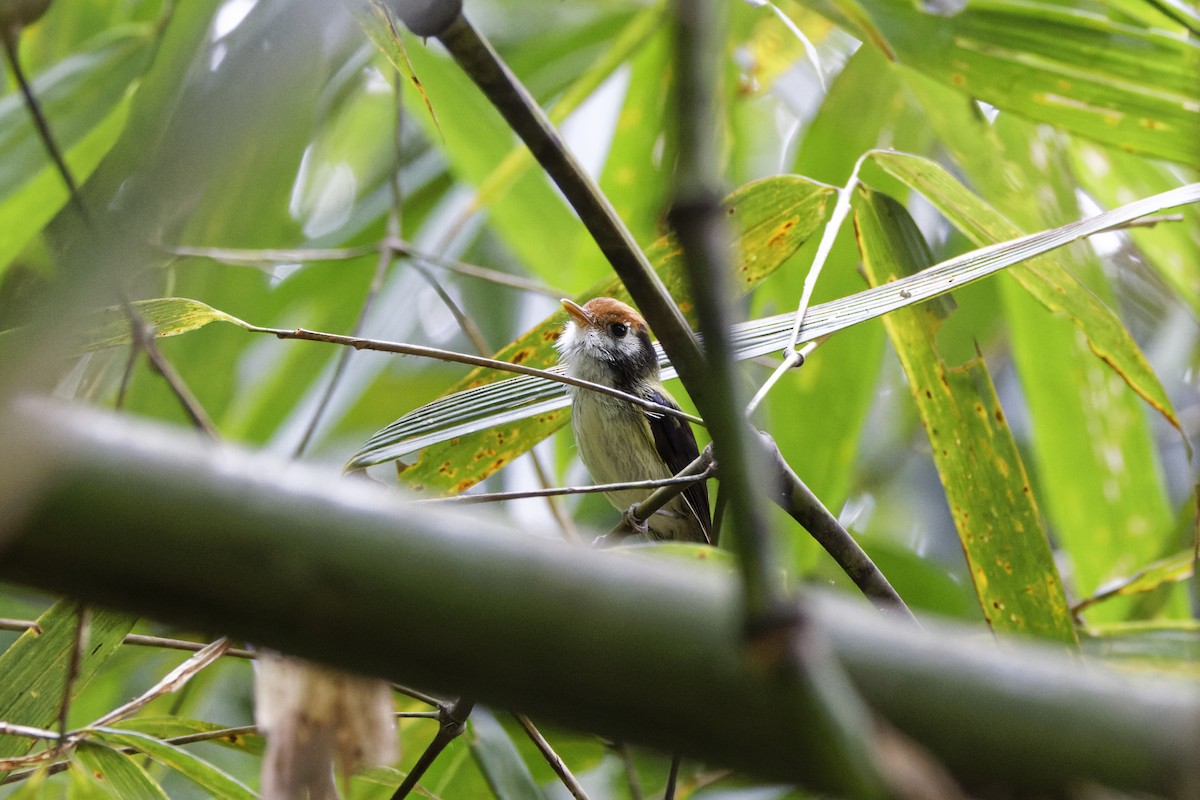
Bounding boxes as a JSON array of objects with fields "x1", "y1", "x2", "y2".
[
  {"x1": 617, "y1": 743, "x2": 644, "y2": 800},
  {"x1": 528, "y1": 446, "x2": 581, "y2": 543},
  {"x1": 414, "y1": 262, "x2": 491, "y2": 361},
  {"x1": 249, "y1": 326, "x2": 702, "y2": 426},
  {"x1": 783, "y1": 153, "x2": 869, "y2": 357},
  {"x1": 388, "y1": 238, "x2": 567, "y2": 297},
  {"x1": 664, "y1": 753, "x2": 682, "y2": 800},
  {"x1": 0, "y1": 617, "x2": 257, "y2": 658},
  {"x1": 667, "y1": 0, "x2": 781, "y2": 624},
  {"x1": 125, "y1": 308, "x2": 218, "y2": 439},
  {"x1": 418, "y1": 471, "x2": 714, "y2": 506},
  {"x1": 293, "y1": 234, "x2": 395, "y2": 458},
  {"x1": 513, "y1": 714, "x2": 591, "y2": 800},
  {"x1": 389, "y1": 697, "x2": 475, "y2": 800},
  {"x1": 55, "y1": 604, "x2": 88, "y2": 742},
  {"x1": 1, "y1": 725, "x2": 262, "y2": 785},
  {"x1": 760, "y1": 434, "x2": 917, "y2": 624},
  {"x1": 1, "y1": 27, "x2": 91, "y2": 224},
  {"x1": 667, "y1": 4, "x2": 882, "y2": 797}
]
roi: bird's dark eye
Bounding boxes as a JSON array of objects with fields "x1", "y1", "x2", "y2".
[{"x1": 609, "y1": 322, "x2": 628, "y2": 338}]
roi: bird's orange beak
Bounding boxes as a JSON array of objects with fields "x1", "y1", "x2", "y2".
[{"x1": 561, "y1": 298, "x2": 592, "y2": 326}]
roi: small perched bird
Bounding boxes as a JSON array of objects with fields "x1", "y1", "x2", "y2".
[{"x1": 556, "y1": 297, "x2": 711, "y2": 543}]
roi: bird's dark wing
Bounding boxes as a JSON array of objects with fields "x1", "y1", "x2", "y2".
[{"x1": 643, "y1": 389, "x2": 712, "y2": 544}]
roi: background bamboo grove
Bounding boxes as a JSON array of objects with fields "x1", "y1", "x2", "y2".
[{"x1": 0, "y1": 0, "x2": 1197, "y2": 797}]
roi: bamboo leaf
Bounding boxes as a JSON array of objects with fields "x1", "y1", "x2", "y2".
[
  {"x1": 1081, "y1": 619, "x2": 1200, "y2": 678},
  {"x1": 853, "y1": 185, "x2": 1076, "y2": 644},
  {"x1": 826, "y1": 0, "x2": 1200, "y2": 164},
  {"x1": 350, "y1": 181, "x2": 1200, "y2": 475},
  {"x1": 110, "y1": 717, "x2": 264, "y2": 756},
  {"x1": 0, "y1": 26, "x2": 154, "y2": 276},
  {"x1": 82, "y1": 298, "x2": 252, "y2": 351},
  {"x1": 89, "y1": 728, "x2": 256, "y2": 800},
  {"x1": 0, "y1": 603, "x2": 136, "y2": 764},
  {"x1": 867, "y1": 150, "x2": 1179, "y2": 430},
  {"x1": 74, "y1": 741, "x2": 168, "y2": 800},
  {"x1": 1074, "y1": 549, "x2": 1196, "y2": 613},
  {"x1": 468, "y1": 708, "x2": 545, "y2": 800}
]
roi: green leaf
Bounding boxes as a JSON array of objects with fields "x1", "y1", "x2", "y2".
[
  {"x1": 0, "y1": 26, "x2": 155, "y2": 276},
  {"x1": 854, "y1": 186, "x2": 1077, "y2": 644},
  {"x1": 398, "y1": 32, "x2": 605, "y2": 285},
  {"x1": 831, "y1": 0, "x2": 1200, "y2": 164},
  {"x1": 867, "y1": 150, "x2": 1179, "y2": 431},
  {"x1": 468, "y1": 707, "x2": 545, "y2": 800},
  {"x1": 82, "y1": 298, "x2": 252, "y2": 351},
  {"x1": 893, "y1": 77, "x2": 1182, "y2": 622},
  {"x1": 0, "y1": 602, "x2": 136, "y2": 763},
  {"x1": 351, "y1": 175, "x2": 835, "y2": 485},
  {"x1": 5, "y1": 765, "x2": 50, "y2": 799},
  {"x1": 89, "y1": 727, "x2": 256, "y2": 800},
  {"x1": 1081, "y1": 619, "x2": 1200, "y2": 677},
  {"x1": 1074, "y1": 548, "x2": 1196, "y2": 613},
  {"x1": 74, "y1": 741, "x2": 168, "y2": 800},
  {"x1": 110, "y1": 717, "x2": 264, "y2": 756}
]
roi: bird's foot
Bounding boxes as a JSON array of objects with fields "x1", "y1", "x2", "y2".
[{"x1": 620, "y1": 505, "x2": 650, "y2": 537}]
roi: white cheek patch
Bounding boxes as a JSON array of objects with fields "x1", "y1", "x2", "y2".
[{"x1": 555, "y1": 322, "x2": 583, "y2": 359}]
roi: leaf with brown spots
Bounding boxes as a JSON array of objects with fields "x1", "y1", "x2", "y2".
[
  {"x1": 349, "y1": 176, "x2": 834, "y2": 490},
  {"x1": 855, "y1": 185, "x2": 1077, "y2": 645},
  {"x1": 869, "y1": 151, "x2": 1180, "y2": 432}
]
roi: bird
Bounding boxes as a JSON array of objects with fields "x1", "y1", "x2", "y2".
[{"x1": 556, "y1": 297, "x2": 712, "y2": 544}]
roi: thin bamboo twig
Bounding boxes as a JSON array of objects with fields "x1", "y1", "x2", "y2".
[
  {"x1": 389, "y1": 697, "x2": 475, "y2": 800},
  {"x1": 666, "y1": 0, "x2": 781, "y2": 626},
  {"x1": 91, "y1": 638, "x2": 230, "y2": 728},
  {"x1": 0, "y1": 725, "x2": 262, "y2": 785},
  {"x1": 166, "y1": 241, "x2": 566, "y2": 296},
  {"x1": 783, "y1": 152, "x2": 869, "y2": 358},
  {"x1": 759, "y1": 434, "x2": 917, "y2": 624},
  {"x1": 392, "y1": 684, "x2": 448, "y2": 709},
  {"x1": 0, "y1": 617, "x2": 257, "y2": 658},
  {"x1": 528, "y1": 447, "x2": 582, "y2": 543},
  {"x1": 417, "y1": 471, "x2": 715, "y2": 506},
  {"x1": 55, "y1": 604, "x2": 88, "y2": 743},
  {"x1": 666, "y1": 3, "x2": 883, "y2": 798},
  {"x1": 247, "y1": 325, "x2": 703, "y2": 426},
  {"x1": 125, "y1": 308, "x2": 218, "y2": 439},
  {"x1": 0, "y1": 722, "x2": 61, "y2": 741},
  {"x1": 618, "y1": 743, "x2": 645, "y2": 800},
  {"x1": 293, "y1": 229, "x2": 396, "y2": 458},
  {"x1": 512, "y1": 714, "x2": 591, "y2": 800},
  {"x1": 388, "y1": 239, "x2": 567, "y2": 297},
  {"x1": 663, "y1": 753, "x2": 682, "y2": 800},
  {"x1": 167, "y1": 244, "x2": 377, "y2": 263},
  {"x1": 1, "y1": 27, "x2": 91, "y2": 224}
]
